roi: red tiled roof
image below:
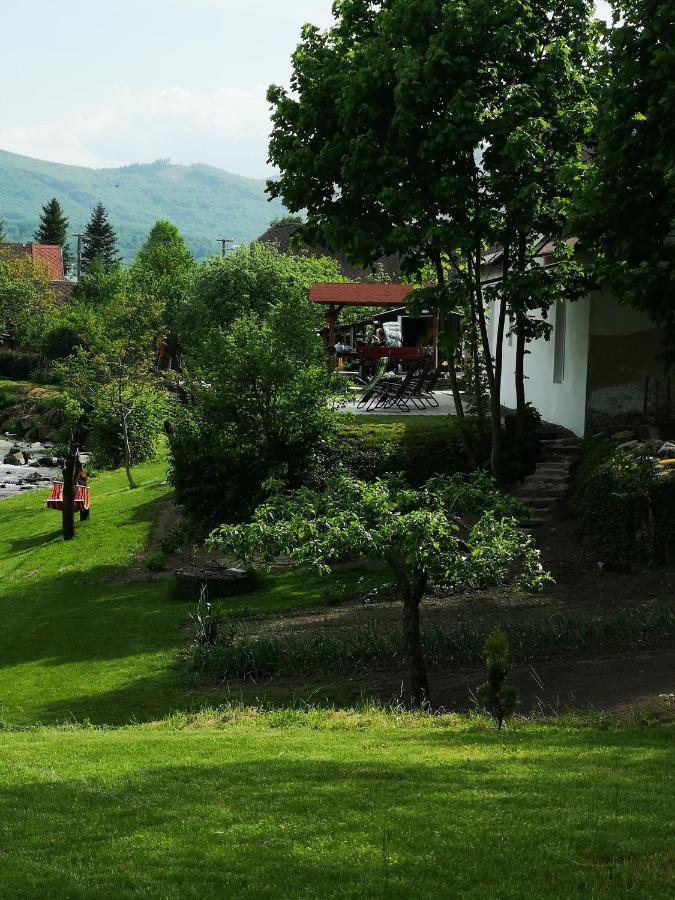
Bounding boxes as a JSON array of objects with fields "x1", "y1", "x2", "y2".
[
  {"x1": 0, "y1": 243, "x2": 65, "y2": 282},
  {"x1": 309, "y1": 283, "x2": 417, "y2": 306}
]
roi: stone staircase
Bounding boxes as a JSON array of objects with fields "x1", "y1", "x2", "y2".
[{"x1": 513, "y1": 436, "x2": 582, "y2": 526}]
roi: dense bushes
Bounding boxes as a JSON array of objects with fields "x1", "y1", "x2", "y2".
[{"x1": 572, "y1": 438, "x2": 675, "y2": 568}]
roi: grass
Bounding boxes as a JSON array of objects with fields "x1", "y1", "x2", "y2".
[
  {"x1": 0, "y1": 457, "x2": 388, "y2": 725},
  {"x1": 1, "y1": 450, "x2": 674, "y2": 897},
  {"x1": 0, "y1": 715, "x2": 673, "y2": 898}
]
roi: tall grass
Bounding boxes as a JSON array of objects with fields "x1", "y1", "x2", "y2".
[{"x1": 190, "y1": 606, "x2": 675, "y2": 680}]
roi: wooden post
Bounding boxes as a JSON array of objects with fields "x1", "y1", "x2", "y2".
[{"x1": 432, "y1": 309, "x2": 440, "y2": 368}]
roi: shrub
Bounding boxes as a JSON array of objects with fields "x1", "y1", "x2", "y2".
[
  {"x1": 572, "y1": 438, "x2": 675, "y2": 568},
  {"x1": 476, "y1": 629, "x2": 519, "y2": 729}
]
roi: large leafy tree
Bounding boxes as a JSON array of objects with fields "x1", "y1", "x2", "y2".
[
  {"x1": 81, "y1": 202, "x2": 120, "y2": 272},
  {"x1": 576, "y1": 0, "x2": 675, "y2": 357},
  {"x1": 268, "y1": 0, "x2": 598, "y2": 475},
  {"x1": 131, "y1": 220, "x2": 195, "y2": 367},
  {"x1": 210, "y1": 473, "x2": 548, "y2": 707},
  {"x1": 34, "y1": 198, "x2": 73, "y2": 274}
]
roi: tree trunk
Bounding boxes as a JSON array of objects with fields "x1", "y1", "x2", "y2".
[
  {"x1": 490, "y1": 245, "x2": 509, "y2": 481},
  {"x1": 61, "y1": 440, "x2": 77, "y2": 541},
  {"x1": 122, "y1": 419, "x2": 138, "y2": 490},
  {"x1": 514, "y1": 232, "x2": 528, "y2": 443},
  {"x1": 389, "y1": 558, "x2": 431, "y2": 708},
  {"x1": 514, "y1": 315, "x2": 527, "y2": 443},
  {"x1": 433, "y1": 253, "x2": 464, "y2": 419}
]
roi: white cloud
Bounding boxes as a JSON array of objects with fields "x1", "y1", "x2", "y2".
[{"x1": 0, "y1": 85, "x2": 273, "y2": 176}]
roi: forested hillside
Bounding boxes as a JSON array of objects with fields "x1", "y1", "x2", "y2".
[{"x1": 0, "y1": 149, "x2": 284, "y2": 261}]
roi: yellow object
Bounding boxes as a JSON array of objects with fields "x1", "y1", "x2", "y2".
[{"x1": 658, "y1": 459, "x2": 675, "y2": 467}]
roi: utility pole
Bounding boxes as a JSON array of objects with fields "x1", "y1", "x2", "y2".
[
  {"x1": 75, "y1": 233, "x2": 85, "y2": 281},
  {"x1": 218, "y1": 238, "x2": 233, "y2": 258}
]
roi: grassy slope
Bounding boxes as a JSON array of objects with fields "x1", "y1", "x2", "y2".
[
  {"x1": 0, "y1": 458, "x2": 386, "y2": 725},
  {"x1": 0, "y1": 148, "x2": 284, "y2": 261},
  {"x1": 0, "y1": 718, "x2": 673, "y2": 899}
]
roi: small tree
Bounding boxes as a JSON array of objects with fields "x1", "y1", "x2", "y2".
[
  {"x1": 210, "y1": 475, "x2": 548, "y2": 707},
  {"x1": 0, "y1": 219, "x2": 6, "y2": 241},
  {"x1": 34, "y1": 198, "x2": 73, "y2": 274},
  {"x1": 477, "y1": 628, "x2": 519, "y2": 729},
  {"x1": 81, "y1": 203, "x2": 120, "y2": 272}
]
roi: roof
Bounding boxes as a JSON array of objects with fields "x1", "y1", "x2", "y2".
[
  {"x1": 309, "y1": 283, "x2": 417, "y2": 307},
  {"x1": 257, "y1": 223, "x2": 402, "y2": 282},
  {"x1": 0, "y1": 243, "x2": 65, "y2": 282}
]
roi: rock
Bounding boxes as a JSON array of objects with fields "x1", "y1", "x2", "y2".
[
  {"x1": 632, "y1": 442, "x2": 653, "y2": 456},
  {"x1": 612, "y1": 430, "x2": 635, "y2": 441},
  {"x1": 37, "y1": 456, "x2": 55, "y2": 467},
  {"x1": 617, "y1": 440, "x2": 639, "y2": 452},
  {"x1": 28, "y1": 460, "x2": 42, "y2": 468},
  {"x1": 658, "y1": 442, "x2": 675, "y2": 461},
  {"x1": 3, "y1": 451, "x2": 24, "y2": 466},
  {"x1": 23, "y1": 471, "x2": 45, "y2": 484}
]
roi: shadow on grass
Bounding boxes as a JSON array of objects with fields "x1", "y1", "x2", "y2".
[{"x1": 0, "y1": 733, "x2": 672, "y2": 898}]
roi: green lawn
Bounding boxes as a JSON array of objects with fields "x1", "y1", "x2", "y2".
[
  {"x1": 0, "y1": 716, "x2": 673, "y2": 898},
  {"x1": 0, "y1": 459, "x2": 386, "y2": 725},
  {"x1": 1, "y1": 452, "x2": 673, "y2": 899}
]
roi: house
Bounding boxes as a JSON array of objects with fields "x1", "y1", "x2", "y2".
[
  {"x1": 0, "y1": 242, "x2": 73, "y2": 298},
  {"x1": 258, "y1": 222, "x2": 402, "y2": 282},
  {"x1": 483, "y1": 240, "x2": 668, "y2": 436}
]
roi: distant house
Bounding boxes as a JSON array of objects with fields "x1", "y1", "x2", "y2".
[
  {"x1": 257, "y1": 222, "x2": 402, "y2": 283},
  {"x1": 0, "y1": 242, "x2": 73, "y2": 298},
  {"x1": 483, "y1": 239, "x2": 668, "y2": 436}
]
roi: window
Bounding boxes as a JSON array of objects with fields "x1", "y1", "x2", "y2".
[{"x1": 553, "y1": 302, "x2": 567, "y2": 384}]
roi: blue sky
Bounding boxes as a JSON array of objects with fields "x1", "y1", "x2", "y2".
[{"x1": 0, "y1": 0, "x2": 613, "y2": 178}]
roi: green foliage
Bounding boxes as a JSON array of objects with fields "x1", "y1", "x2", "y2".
[
  {"x1": 477, "y1": 628, "x2": 519, "y2": 729},
  {"x1": 572, "y1": 439, "x2": 675, "y2": 568},
  {"x1": 0, "y1": 247, "x2": 61, "y2": 352},
  {"x1": 181, "y1": 241, "x2": 342, "y2": 352},
  {"x1": 0, "y1": 148, "x2": 285, "y2": 262},
  {"x1": 81, "y1": 202, "x2": 120, "y2": 271},
  {"x1": 169, "y1": 291, "x2": 336, "y2": 531},
  {"x1": 269, "y1": 215, "x2": 304, "y2": 226},
  {"x1": 191, "y1": 605, "x2": 675, "y2": 681},
  {"x1": 576, "y1": 0, "x2": 675, "y2": 358},
  {"x1": 34, "y1": 197, "x2": 72, "y2": 273}
]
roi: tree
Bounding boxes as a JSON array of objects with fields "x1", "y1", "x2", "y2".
[
  {"x1": 576, "y1": 0, "x2": 675, "y2": 358},
  {"x1": 130, "y1": 220, "x2": 195, "y2": 368},
  {"x1": 34, "y1": 198, "x2": 73, "y2": 274},
  {"x1": 180, "y1": 240, "x2": 342, "y2": 353},
  {"x1": 169, "y1": 291, "x2": 337, "y2": 531},
  {"x1": 269, "y1": 215, "x2": 304, "y2": 227},
  {"x1": 268, "y1": 0, "x2": 599, "y2": 477},
  {"x1": 0, "y1": 247, "x2": 61, "y2": 351},
  {"x1": 210, "y1": 474, "x2": 549, "y2": 707},
  {"x1": 0, "y1": 219, "x2": 6, "y2": 242},
  {"x1": 81, "y1": 203, "x2": 120, "y2": 272}
]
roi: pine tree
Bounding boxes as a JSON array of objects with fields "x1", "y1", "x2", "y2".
[
  {"x1": 34, "y1": 198, "x2": 73, "y2": 274},
  {"x1": 0, "y1": 219, "x2": 6, "y2": 242},
  {"x1": 81, "y1": 203, "x2": 120, "y2": 272}
]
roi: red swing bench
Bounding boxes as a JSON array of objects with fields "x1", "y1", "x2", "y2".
[{"x1": 46, "y1": 482, "x2": 91, "y2": 512}]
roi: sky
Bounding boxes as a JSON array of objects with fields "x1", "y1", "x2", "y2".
[{"x1": 0, "y1": 0, "x2": 614, "y2": 179}]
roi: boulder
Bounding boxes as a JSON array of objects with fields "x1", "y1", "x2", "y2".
[
  {"x1": 3, "y1": 451, "x2": 24, "y2": 466},
  {"x1": 617, "y1": 440, "x2": 639, "y2": 453},
  {"x1": 612, "y1": 430, "x2": 635, "y2": 441},
  {"x1": 658, "y1": 442, "x2": 675, "y2": 461}
]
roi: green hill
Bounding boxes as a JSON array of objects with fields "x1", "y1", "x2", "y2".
[{"x1": 0, "y1": 149, "x2": 285, "y2": 262}]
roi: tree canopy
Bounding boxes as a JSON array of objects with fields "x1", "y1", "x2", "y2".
[
  {"x1": 576, "y1": 0, "x2": 675, "y2": 357},
  {"x1": 34, "y1": 198, "x2": 73, "y2": 274},
  {"x1": 81, "y1": 203, "x2": 120, "y2": 272}
]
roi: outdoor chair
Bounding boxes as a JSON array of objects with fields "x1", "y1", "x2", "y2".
[
  {"x1": 356, "y1": 357, "x2": 389, "y2": 409},
  {"x1": 370, "y1": 362, "x2": 425, "y2": 412},
  {"x1": 417, "y1": 365, "x2": 444, "y2": 408}
]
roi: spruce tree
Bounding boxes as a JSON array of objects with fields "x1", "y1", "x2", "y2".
[
  {"x1": 81, "y1": 202, "x2": 120, "y2": 272},
  {"x1": 0, "y1": 219, "x2": 6, "y2": 242},
  {"x1": 34, "y1": 198, "x2": 73, "y2": 274}
]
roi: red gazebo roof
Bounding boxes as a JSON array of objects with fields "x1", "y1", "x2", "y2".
[{"x1": 309, "y1": 283, "x2": 418, "y2": 307}]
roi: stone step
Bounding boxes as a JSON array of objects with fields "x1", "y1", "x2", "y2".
[
  {"x1": 536, "y1": 464, "x2": 571, "y2": 473},
  {"x1": 518, "y1": 496, "x2": 558, "y2": 508},
  {"x1": 514, "y1": 485, "x2": 567, "y2": 498}
]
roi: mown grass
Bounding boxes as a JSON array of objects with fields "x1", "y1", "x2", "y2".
[
  {"x1": 0, "y1": 715, "x2": 673, "y2": 899},
  {"x1": 0, "y1": 458, "x2": 385, "y2": 725}
]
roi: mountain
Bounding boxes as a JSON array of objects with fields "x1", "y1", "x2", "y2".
[{"x1": 0, "y1": 149, "x2": 285, "y2": 262}]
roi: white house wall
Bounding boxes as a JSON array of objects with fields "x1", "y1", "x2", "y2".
[{"x1": 490, "y1": 296, "x2": 591, "y2": 437}]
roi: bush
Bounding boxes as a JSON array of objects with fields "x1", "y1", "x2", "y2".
[
  {"x1": 572, "y1": 438, "x2": 675, "y2": 568},
  {"x1": 477, "y1": 629, "x2": 518, "y2": 729}
]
